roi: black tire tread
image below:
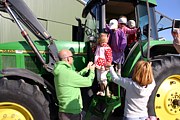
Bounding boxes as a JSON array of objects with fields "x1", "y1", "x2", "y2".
[
  {"x1": 0, "y1": 78, "x2": 50, "y2": 120},
  {"x1": 148, "y1": 55, "x2": 180, "y2": 116}
]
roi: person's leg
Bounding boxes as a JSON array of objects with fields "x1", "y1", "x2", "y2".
[
  {"x1": 117, "y1": 63, "x2": 122, "y2": 76},
  {"x1": 113, "y1": 63, "x2": 118, "y2": 72},
  {"x1": 100, "y1": 82, "x2": 105, "y2": 92},
  {"x1": 96, "y1": 69, "x2": 106, "y2": 95},
  {"x1": 96, "y1": 69, "x2": 102, "y2": 94},
  {"x1": 104, "y1": 81, "x2": 111, "y2": 96},
  {"x1": 101, "y1": 70, "x2": 111, "y2": 96},
  {"x1": 96, "y1": 69, "x2": 101, "y2": 83}
]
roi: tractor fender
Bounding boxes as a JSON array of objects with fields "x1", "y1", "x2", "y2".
[{"x1": 0, "y1": 68, "x2": 46, "y2": 87}]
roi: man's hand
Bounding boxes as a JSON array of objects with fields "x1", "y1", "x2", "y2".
[
  {"x1": 105, "y1": 62, "x2": 111, "y2": 70},
  {"x1": 89, "y1": 64, "x2": 95, "y2": 71},
  {"x1": 86, "y1": 61, "x2": 95, "y2": 71},
  {"x1": 87, "y1": 61, "x2": 93, "y2": 68}
]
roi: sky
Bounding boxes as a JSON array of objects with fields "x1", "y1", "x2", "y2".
[
  {"x1": 156, "y1": 0, "x2": 179, "y2": 19},
  {"x1": 155, "y1": 0, "x2": 180, "y2": 40}
]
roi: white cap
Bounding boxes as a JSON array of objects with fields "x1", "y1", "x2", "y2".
[
  {"x1": 109, "y1": 19, "x2": 118, "y2": 29},
  {"x1": 118, "y1": 16, "x2": 127, "y2": 24},
  {"x1": 128, "y1": 20, "x2": 136, "y2": 28}
]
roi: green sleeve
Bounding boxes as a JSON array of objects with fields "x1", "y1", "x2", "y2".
[
  {"x1": 78, "y1": 67, "x2": 88, "y2": 76},
  {"x1": 66, "y1": 69, "x2": 95, "y2": 87},
  {"x1": 53, "y1": 62, "x2": 60, "y2": 75}
]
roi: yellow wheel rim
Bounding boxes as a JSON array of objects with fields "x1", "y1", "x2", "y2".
[
  {"x1": 0, "y1": 102, "x2": 33, "y2": 120},
  {"x1": 155, "y1": 75, "x2": 180, "y2": 120}
]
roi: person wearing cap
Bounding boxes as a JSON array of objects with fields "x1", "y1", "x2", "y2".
[
  {"x1": 106, "y1": 19, "x2": 126, "y2": 75},
  {"x1": 118, "y1": 16, "x2": 139, "y2": 35},
  {"x1": 127, "y1": 20, "x2": 138, "y2": 47},
  {"x1": 94, "y1": 33, "x2": 112, "y2": 96},
  {"x1": 172, "y1": 28, "x2": 180, "y2": 53}
]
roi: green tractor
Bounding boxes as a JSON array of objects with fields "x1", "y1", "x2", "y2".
[{"x1": 0, "y1": 0, "x2": 179, "y2": 120}]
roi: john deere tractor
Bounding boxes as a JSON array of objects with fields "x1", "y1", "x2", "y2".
[{"x1": 0, "y1": 0, "x2": 179, "y2": 120}]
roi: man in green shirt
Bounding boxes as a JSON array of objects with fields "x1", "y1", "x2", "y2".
[{"x1": 53, "y1": 49, "x2": 95, "y2": 120}]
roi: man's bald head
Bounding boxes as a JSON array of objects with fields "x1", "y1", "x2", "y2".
[
  {"x1": 58, "y1": 49, "x2": 73, "y2": 65},
  {"x1": 59, "y1": 49, "x2": 72, "y2": 59}
]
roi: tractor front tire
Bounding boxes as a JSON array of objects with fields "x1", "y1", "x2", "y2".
[
  {"x1": 148, "y1": 55, "x2": 180, "y2": 120},
  {"x1": 0, "y1": 79, "x2": 50, "y2": 120}
]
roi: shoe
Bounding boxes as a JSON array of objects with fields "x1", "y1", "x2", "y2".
[{"x1": 97, "y1": 91, "x2": 105, "y2": 96}]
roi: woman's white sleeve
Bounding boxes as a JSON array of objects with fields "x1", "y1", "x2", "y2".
[{"x1": 109, "y1": 66, "x2": 131, "y2": 88}]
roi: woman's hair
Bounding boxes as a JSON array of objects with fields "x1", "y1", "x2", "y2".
[
  {"x1": 97, "y1": 33, "x2": 108, "y2": 44},
  {"x1": 132, "y1": 60, "x2": 154, "y2": 86}
]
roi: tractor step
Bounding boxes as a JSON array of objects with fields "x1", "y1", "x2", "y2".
[{"x1": 84, "y1": 95, "x2": 121, "y2": 120}]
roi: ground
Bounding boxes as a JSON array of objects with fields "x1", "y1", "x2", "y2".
[{"x1": 82, "y1": 111, "x2": 123, "y2": 120}]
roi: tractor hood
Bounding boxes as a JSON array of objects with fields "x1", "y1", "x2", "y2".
[{"x1": 0, "y1": 0, "x2": 51, "y2": 40}]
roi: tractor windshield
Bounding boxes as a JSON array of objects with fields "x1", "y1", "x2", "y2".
[
  {"x1": 155, "y1": 10, "x2": 173, "y2": 40},
  {"x1": 138, "y1": 2, "x2": 173, "y2": 41},
  {"x1": 137, "y1": 2, "x2": 158, "y2": 40}
]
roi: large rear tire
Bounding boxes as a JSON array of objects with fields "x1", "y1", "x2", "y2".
[
  {"x1": 148, "y1": 55, "x2": 180, "y2": 120},
  {"x1": 0, "y1": 79, "x2": 51, "y2": 120}
]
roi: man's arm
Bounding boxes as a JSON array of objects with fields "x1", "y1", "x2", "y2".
[
  {"x1": 78, "y1": 67, "x2": 88, "y2": 76},
  {"x1": 78, "y1": 61, "x2": 94, "y2": 76},
  {"x1": 68, "y1": 67, "x2": 95, "y2": 87}
]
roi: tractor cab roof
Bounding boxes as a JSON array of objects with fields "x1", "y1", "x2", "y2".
[{"x1": 82, "y1": 0, "x2": 157, "y2": 18}]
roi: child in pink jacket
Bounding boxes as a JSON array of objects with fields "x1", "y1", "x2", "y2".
[
  {"x1": 127, "y1": 20, "x2": 138, "y2": 47},
  {"x1": 94, "y1": 33, "x2": 112, "y2": 96}
]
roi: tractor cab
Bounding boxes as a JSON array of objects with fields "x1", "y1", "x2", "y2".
[
  {"x1": 82, "y1": 1, "x2": 180, "y2": 120},
  {"x1": 82, "y1": 0, "x2": 171, "y2": 119}
]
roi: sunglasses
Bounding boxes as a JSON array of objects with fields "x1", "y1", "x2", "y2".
[{"x1": 67, "y1": 55, "x2": 74, "y2": 58}]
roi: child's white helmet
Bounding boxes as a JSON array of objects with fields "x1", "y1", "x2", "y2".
[
  {"x1": 109, "y1": 19, "x2": 118, "y2": 29},
  {"x1": 128, "y1": 20, "x2": 136, "y2": 28},
  {"x1": 118, "y1": 16, "x2": 127, "y2": 25}
]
